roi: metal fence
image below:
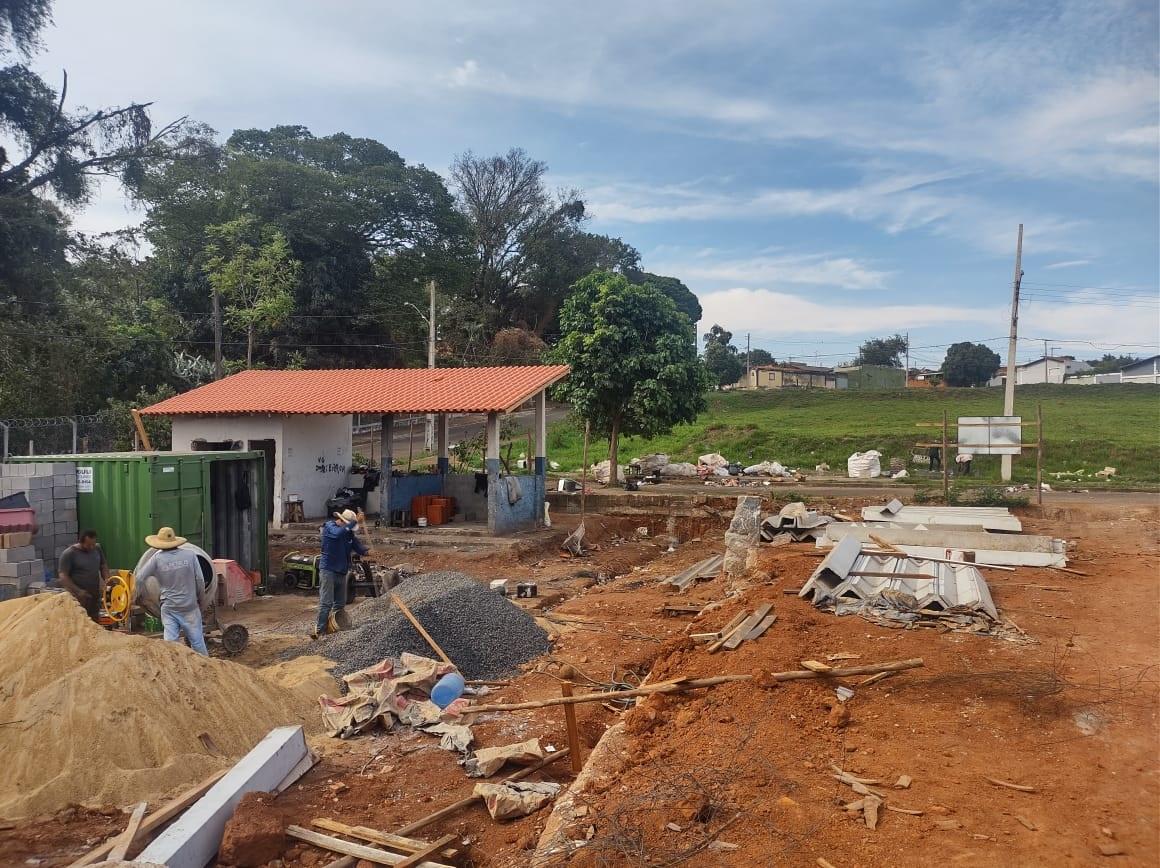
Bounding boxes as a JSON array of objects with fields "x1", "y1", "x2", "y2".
[{"x1": 0, "y1": 411, "x2": 134, "y2": 459}]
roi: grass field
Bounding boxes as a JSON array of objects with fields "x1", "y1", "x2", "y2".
[{"x1": 546, "y1": 384, "x2": 1160, "y2": 488}]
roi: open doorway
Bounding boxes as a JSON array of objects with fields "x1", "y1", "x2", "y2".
[{"x1": 248, "y1": 439, "x2": 276, "y2": 521}]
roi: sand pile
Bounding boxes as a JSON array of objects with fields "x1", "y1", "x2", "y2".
[{"x1": 0, "y1": 594, "x2": 313, "y2": 820}]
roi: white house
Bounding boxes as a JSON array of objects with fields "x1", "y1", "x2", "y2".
[
  {"x1": 988, "y1": 356, "x2": 1091, "y2": 387},
  {"x1": 1067, "y1": 355, "x2": 1160, "y2": 385}
]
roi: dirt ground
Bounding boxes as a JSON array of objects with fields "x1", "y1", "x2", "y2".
[{"x1": 3, "y1": 495, "x2": 1157, "y2": 867}]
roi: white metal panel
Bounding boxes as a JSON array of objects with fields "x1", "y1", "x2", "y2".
[{"x1": 958, "y1": 416, "x2": 1021, "y2": 455}]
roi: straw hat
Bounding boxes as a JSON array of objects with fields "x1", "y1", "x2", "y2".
[
  {"x1": 146, "y1": 526, "x2": 187, "y2": 550},
  {"x1": 334, "y1": 509, "x2": 359, "y2": 524}
]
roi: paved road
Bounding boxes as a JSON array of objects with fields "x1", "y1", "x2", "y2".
[{"x1": 352, "y1": 402, "x2": 572, "y2": 460}]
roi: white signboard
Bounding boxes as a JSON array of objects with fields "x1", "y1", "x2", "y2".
[
  {"x1": 958, "y1": 416, "x2": 1021, "y2": 456},
  {"x1": 76, "y1": 466, "x2": 94, "y2": 493}
]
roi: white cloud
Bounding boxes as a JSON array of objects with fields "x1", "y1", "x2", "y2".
[
  {"x1": 1044, "y1": 259, "x2": 1093, "y2": 270},
  {"x1": 700, "y1": 287, "x2": 1001, "y2": 335},
  {"x1": 1020, "y1": 293, "x2": 1160, "y2": 349},
  {"x1": 646, "y1": 250, "x2": 889, "y2": 291},
  {"x1": 448, "y1": 60, "x2": 479, "y2": 88}
]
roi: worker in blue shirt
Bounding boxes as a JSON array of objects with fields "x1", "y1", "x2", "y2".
[{"x1": 313, "y1": 508, "x2": 369, "y2": 639}]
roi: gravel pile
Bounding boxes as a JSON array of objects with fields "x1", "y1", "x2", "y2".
[{"x1": 313, "y1": 571, "x2": 551, "y2": 681}]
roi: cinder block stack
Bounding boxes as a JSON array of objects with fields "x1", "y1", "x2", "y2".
[{"x1": 0, "y1": 462, "x2": 77, "y2": 598}]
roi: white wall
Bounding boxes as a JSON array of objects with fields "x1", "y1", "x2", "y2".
[
  {"x1": 171, "y1": 415, "x2": 285, "y2": 525},
  {"x1": 170, "y1": 414, "x2": 352, "y2": 526},
  {"x1": 281, "y1": 415, "x2": 353, "y2": 521}
]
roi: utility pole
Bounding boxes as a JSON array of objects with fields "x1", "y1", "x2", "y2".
[
  {"x1": 1001, "y1": 224, "x2": 1024, "y2": 482},
  {"x1": 212, "y1": 289, "x2": 223, "y2": 380},
  {"x1": 746, "y1": 333, "x2": 751, "y2": 380},
  {"x1": 425, "y1": 279, "x2": 436, "y2": 453},
  {"x1": 905, "y1": 331, "x2": 910, "y2": 386}
]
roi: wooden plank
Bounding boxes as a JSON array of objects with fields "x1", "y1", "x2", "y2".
[
  {"x1": 287, "y1": 826, "x2": 452, "y2": 868},
  {"x1": 561, "y1": 682, "x2": 583, "y2": 773},
  {"x1": 705, "y1": 611, "x2": 749, "y2": 654},
  {"x1": 742, "y1": 612, "x2": 777, "y2": 642},
  {"x1": 139, "y1": 726, "x2": 311, "y2": 868},
  {"x1": 391, "y1": 593, "x2": 453, "y2": 667},
  {"x1": 723, "y1": 603, "x2": 773, "y2": 650},
  {"x1": 67, "y1": 770, "x2": 227, "y2": 867},
  {"x1": 310, "y1": 819, "x2": 458, "y2": 860},
  {"x1": 395, "y1": 835, "x2": 457, "y2": 868},
  {"x1": 107, "y1": 802, "x2": 148, "y2": 862}
]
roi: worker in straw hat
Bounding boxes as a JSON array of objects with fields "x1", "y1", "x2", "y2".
[
  {"x1": 135, "y1": 526, "x2": 208, "y2": 655},
  {"x1": 313, "y1": 508, "x2": 369, "y2": 640}
]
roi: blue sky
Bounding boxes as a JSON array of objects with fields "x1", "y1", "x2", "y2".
[{"x1": 37, "y1": 0, "x2": 1160, "y2": 368}]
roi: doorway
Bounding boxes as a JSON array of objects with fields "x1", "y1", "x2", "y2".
[{"x1": 248, "y1": 439, "x2": 276, "y2": 521}]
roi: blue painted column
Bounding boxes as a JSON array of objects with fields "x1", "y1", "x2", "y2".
[
  {"x1": 380, "y1": 413, "x2": 394, "y2": 517},
  {"x1": 436, "y1": 413, "x2": 450, "y2": 478}
]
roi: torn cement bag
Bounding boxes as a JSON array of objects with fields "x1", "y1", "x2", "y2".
[
  {"x1": 504, "y1": 475, "x2": 523, "y2": 504},
  {"x1": 698, "y1": 452, "x2": 729, "y2": 469},
  {"x1": 723, "y1": 495, "x2": 763, "y2": 577},
  {"x1": 319, "y1": 652, "x2": 463, "y2": 738},
  {"x1": 424, "y1": 721, "x2": 474, "y2": 753},
  {"x1": 473, "y1": 780, "x2": 562, "y2": 820},
  {"x1": 464, "y1": 738, "x2": 545, "y2": 777},
  {"x1": 631, "y1": 453, "x2": 669, "y2": 474},
  {"x1": 659, "y1": 462, "x2": 697, "y2": 477}
]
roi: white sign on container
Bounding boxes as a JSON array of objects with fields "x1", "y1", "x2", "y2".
[{"x1": 76, "y1": 466, "x2": 93, "y2": 493}]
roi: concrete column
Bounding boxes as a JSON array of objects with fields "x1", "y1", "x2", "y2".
[
  {"x1": 437, "y1": 414, "x2": 450, "y2": 475},
  {"x1": 533, "y1": 389, "x2": 547, "y2": 476},
  {"x1": 485, "y1": 412, "x2": 501, "y2": 476},
  {"x1": 380, "y1": 414, "x2": 394, "y2": 516}
]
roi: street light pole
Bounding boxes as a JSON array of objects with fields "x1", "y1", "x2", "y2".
[{"x1": 405, "y1": 283, "x2": 437, "y2": 453}]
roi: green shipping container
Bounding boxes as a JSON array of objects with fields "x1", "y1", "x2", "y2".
[{"x1": 9, "y1": 452, "x2": 268, "y2": 580}]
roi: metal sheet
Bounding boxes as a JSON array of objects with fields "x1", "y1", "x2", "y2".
[
  {"x1": 861, "y1": 505, "x2": 1022, "y2": 533},
  {"x1": 958, "y1": 416, "x2": 1021, "y2": 455},
  {"x1": 820, "y1": 524, "x2": 1067, "y2": 567}
]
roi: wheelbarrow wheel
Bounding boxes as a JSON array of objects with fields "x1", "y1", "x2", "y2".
[{"x1": 221, "y1": 623, "x2": 249, "y2": 654}]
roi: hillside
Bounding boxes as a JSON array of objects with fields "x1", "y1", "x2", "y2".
[{"x1": 546, "y1": 384, "x2": 1160, "y2": 487}]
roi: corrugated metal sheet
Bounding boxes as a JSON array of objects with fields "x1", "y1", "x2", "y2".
[
  {"x1": 140, "y1": 366, "x2": 570, "y2": 416},
  {"x1": 800, "y1": 534, "x2": 998, "y2": 619},
  {"x1": 861, "y1": 504, "x2": 1022, "y2": 533},
  {"x1": 819, "y1": 524, "x2": 1067, "y2": 567},
  {"x1": 664, "y1": 554, "x2": 724, "y2": 591}
]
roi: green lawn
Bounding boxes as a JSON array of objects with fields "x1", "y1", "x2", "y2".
[{"x1": 546, "y1": 384, "x2": 1160, "y2": 488}]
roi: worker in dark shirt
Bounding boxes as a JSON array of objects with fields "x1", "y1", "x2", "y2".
[
  {"x1": 58, "y1": 529, "x2": 109, "y2": 622},
  {"x1": 313, "y1": 508, "x2": 369, "y2": 639}
]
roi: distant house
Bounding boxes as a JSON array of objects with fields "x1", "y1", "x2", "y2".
[
  {"x1": 908, "y1": 368, "x2": 943, "y2": 388},
  {"x1": 834, "y1": 364, "x2": 907, "y2": 390},
  {"x1": 988, "y1": 356, "x2": 1091, "y2": 387},
  {"x1": 736, "y1": 363, "x2": 847, "y2": 390},
  {"x1": 1066, "y1": 355, "x2": 1160, "y2": 385}
]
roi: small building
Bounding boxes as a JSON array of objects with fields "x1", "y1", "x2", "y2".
[
  {"x1": 140, "y1": 366, "x2": 569, "y2": 535},
  {"x1": 834, "y1": 364, "x2": 907, "y2": 390},
  {"x1": 988, "y1": 356, "x2": 1091, "y2": 387},
  {"x1": 737, "y1": 363, "x2": 846, "y2": 390}
]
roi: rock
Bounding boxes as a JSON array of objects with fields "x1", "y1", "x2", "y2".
[
  {"x1": 827, "y1": 704, "x2": 850, "y2": 728},
  {"x1": 723, "y1": 496, "x2": 763, "y2": 579},
  {"x1": 1097, "y1": 842, "x2": 1125, "y2": 857}
]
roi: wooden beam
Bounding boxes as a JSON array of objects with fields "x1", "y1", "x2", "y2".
[
  {"x1": 310, "y1": 819, "x2": 458, "y2": 861},
  {"x1": 67, "y1": 771, "x2": 227, "y2": 867},
  {"x1": 390, "y1": 593, "x2": 453, "y2": 667},
  {"x1": 462, "y1": 659, "x2": 925, "y2": 713},
  {"x1": 395, "y1": 835, "x2": 457, "y2": 868},
  {"x1": 107, "y1": 802, "x2": 148, "y2": 862},
  {"x1": 561, "y1": 682, "x2": 583, "y2": 773},
  {"x1": 286, "y1": 826, "x2": 452, "y2": 868}
]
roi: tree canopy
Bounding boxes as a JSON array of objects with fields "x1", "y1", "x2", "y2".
[
  {"x1": 550, "y1": 272, "x2": 710, "y2": 483},
  {"x1": 1084, "y1": 353, "x2": 1138, "y2": 374},
  {"x1": 855, "y1": 334, "x2": 908, "y2": 367},
  {"x1": 942, "y1": 342, "x2": 1002, "y2": 387}
]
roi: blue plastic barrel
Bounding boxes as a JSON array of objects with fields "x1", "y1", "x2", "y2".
[{"x1": 431, "y1": 672, "x2": 465, "y2": 709}]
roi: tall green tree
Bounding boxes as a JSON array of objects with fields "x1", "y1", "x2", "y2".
[
  {"x1": 1084, "y1": 353, "x2": 1138, "y2": 374},
  {"x1": 701, "y1": 323, "x2": 743, "y2": 388},
  {"x1": 942, "y1": 342, "x2": 1002, "y2": 386},
  {"x1": 204, "y1": 217, "x2": 301, "y2": 368},
  {"x1": 855, "y1": 334, "x2": 908, "y2": 367},
  {"x1": 747, "y1": 347, "x2": 775, "y2": 366},
  {"x1": 627, "y1": 270, "x2": 702, "y2": 323},
  {"x1": 550, "y1": 271, "x2": 710, "y2": 484}
]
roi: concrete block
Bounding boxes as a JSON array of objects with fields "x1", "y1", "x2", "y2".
[
  {"x1": 1, "y1": 574, "x2": 38, "y2": 595},
  {"x1": 0, "y1": 546, "x2": 36, "y2": 563},
  {"x1": 52, "y1": 463, "x2": 75, "y2": 476},
  {"x1": 1, "y1": 532, "x2": 32, "y2": 548},
  {"x1": 0, "y1": 560, "x2": 33, "y2": 578}
]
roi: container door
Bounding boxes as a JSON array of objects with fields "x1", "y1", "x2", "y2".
[{"x1": 151, "y1": 458, "x2": 207, "y2": 549}]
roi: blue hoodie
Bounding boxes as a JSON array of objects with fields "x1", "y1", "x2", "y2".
[{"x1": 319, "y1": 520, "x2": 367, "y2": 574}]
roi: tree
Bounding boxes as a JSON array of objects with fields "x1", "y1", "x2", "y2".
[
  {"x1": 856, "y1": 334, "x2": 908, "y2": 367},
  {"x1": 747, "y1": 347, "x2": 775, "y2": 366},
  {"x1": 704, "y1": 340, "x2": 744, "y2": 388},
  {"x1": 703, "y1": 324, "x2": 734, "y2": 348},
  {"x1": 942, "y1": 342, "x2": 1002, "y2": 386},
  {"x1": 550, "y1": 271, "x2": 710, "y2": 484},
  {"x1": 627, "y1": 270, "x2": 702, "y2": 323},
  {"x1": 204, "y1": 217, "x2": 301, "y2": 367},
  {"x1": 1085, "y1": 353, "x2": 1138, "y2": 374}
]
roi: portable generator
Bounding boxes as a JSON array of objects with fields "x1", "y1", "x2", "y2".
[{"x1": 281, "y1": 551, "x2": 391, "y2": 599}]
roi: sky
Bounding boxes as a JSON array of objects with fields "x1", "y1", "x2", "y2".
[{"x1": 32, "y1": 0, "x2": 1160, "y2": 369}]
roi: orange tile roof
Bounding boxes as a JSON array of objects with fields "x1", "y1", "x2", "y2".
[{"x1": 140, "y1": 366, "x2": 570, "y2": 416}]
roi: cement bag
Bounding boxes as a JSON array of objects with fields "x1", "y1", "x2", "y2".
[
  {"x1": 660, "y1": 462, "x2": 697, "y2": 477},
  {"x1": 473, "y1": 780, "x2": 562, "y2": 820},
  {"x1": 698, "y1": 452, "x2": 729, "y2": 469},
  {"x1": 631, "y1": 453, "x2": 669, "y2": 474},
  {"x1": 847, "y1": 450, "x2": 882, "y2": 479}
]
